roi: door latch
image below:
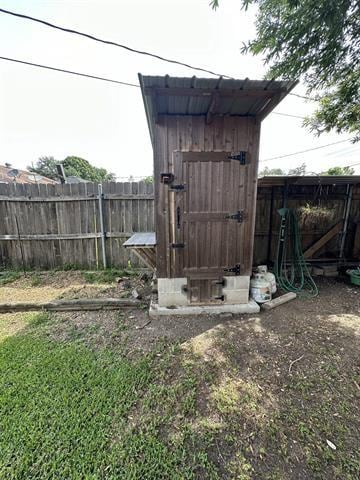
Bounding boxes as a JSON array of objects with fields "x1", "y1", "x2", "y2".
[
  {"x1": 170, "y1": 184, "x2": 185, "y2": 191},
  {"x1": 160, "y1": 172, "x2": 174, "y2": 184},
  {"x1": 225, "y1": 210, "x2": 244, "y2": 223},
  {"x1": 171, "y1": 243, "x2": 185, "y2": 249}
]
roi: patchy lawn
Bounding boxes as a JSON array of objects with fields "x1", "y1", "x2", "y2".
[{"x1": 0, "y1": 273, "x2": 359, "y2": 479}]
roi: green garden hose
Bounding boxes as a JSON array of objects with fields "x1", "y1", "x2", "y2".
[{"x1": 275, "y1": 208, "x2": 318, "y2": 297}]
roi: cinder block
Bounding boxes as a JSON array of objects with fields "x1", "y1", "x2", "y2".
[
  {"x1": 157, "y1": 278, "x2": 188, "y2": 307},
  {"x1": 158, "y1": 292, "x2": 188, "y2": 307},
  {"x1": 223, "y1": 289, "x2": 249, "y2": 304},
  {"x1": 223, "y1": 276, "x2": 250, "y2": 291},
  {"x1": 157, "y1": 278, "x2": 187, "y2": 294}
]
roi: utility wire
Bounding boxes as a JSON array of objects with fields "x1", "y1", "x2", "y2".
[
  {"x1": 0, "y1": 6, "x2": 315, "y2": 101},
  {"x1": 272, "y1": 111, "x2": 305, "y2": 120},
  {"x1": 0, "y1": 55, "x2": 140, "y2": 87},
  {"x1": 0, "y1": 55, "x2": 307, "y2": 122},
  {"x1": 288, "y1": 92, "x2": 315, "y2": 101},
  {"x1": 0, "y1": 7, "x2": 229, "y2": 79},
  {"x1": 260, "y1": 139, "x2": 352, "y2": 163},
  {"x1": 1, "y1": 56, "x2": 356, "y2": 170}
]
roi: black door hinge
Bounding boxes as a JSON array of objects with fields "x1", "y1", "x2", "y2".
[
  {"x1": 171, "y1": 243, "x2": 185, "y2": 248},
  {"x1": 228, "y1": 151, "x2": 246, "y2": 165},
  {"x1": 170, "y1": 184, "x2": 185, "y2": 191},
  {"x1": 214, "y1": 295, "x2": 225, "y2": 301},
  {"x1": 224, "y1": 264, "x2": 241, "y2": 276},
  {"x1": 225, "y1": 210, "x2": 244, "y2": 223}
]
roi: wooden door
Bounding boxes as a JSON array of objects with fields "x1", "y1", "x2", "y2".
[{"x1": 171, "y1": 151, "x2": 248, "y2": 304}]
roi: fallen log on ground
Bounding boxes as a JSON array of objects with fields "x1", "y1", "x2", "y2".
[
  {"x1": 261, "y1": 292, "x2": 297, "y2": 311},
  {"x1": 0, "y1": 298, "x2": 143, "y2": 313}
]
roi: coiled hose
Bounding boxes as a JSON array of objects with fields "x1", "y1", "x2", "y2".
[{"x1": 274, "y1": 208, "x2": 318, "y2": 297}]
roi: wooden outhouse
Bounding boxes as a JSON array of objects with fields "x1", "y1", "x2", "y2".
[{"x1": 133, "y1": 74, "x2": 297, "y2": 313}]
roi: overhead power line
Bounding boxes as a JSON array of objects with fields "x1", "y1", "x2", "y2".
[
  {"x1": 272, "y1": 111, "x2": 305, "y2": 120},
  {"x1": 1, "y1": 56, "x2": 354, "y2": 168},
  {"x1": 260, "y1": 139, "x2": 352, "y2": 162},
  {"x1": 0, "y1": 7, "x2": 229, "y2": 79},
  {"x1": 0, "y1": 55, "x2": 140, "y2": 87},
  {"x1": 0, "y1": 6, "x2": 315, "y2": 101},
  {"x1": 0, "y1": 55, "x2": 308, "y2": 123}
]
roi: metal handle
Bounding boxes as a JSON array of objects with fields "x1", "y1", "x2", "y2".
[{"x1": 176, "y1": 206, "x2": 181, "y2": 229}]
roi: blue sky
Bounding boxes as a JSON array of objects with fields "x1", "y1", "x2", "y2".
[{"x1": 0, "y1": 0, "x2": 359, "y2": 178}]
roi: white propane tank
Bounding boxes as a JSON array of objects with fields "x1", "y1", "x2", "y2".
[
  {"x1": 250, "y1": 273, "x2": 272, "y2": 304},
  {"x1": 257, "y1": 265, "x2": 277, "y2": 294}
]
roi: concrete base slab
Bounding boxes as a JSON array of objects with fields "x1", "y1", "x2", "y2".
[{"x1": 149, "y1": 298, "x2": 260, "y2": 316}]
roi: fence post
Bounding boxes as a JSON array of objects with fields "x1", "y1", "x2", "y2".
[{"x1": 98, "y1": 183, "x2": 107, "y2": 269}]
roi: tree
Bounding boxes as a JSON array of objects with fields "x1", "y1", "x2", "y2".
[
  {"x1": 288, "y1": 163, "x2": 307, "y2": 176},
  {"x1": 28, "y1": 156, "x2": 59, "y2": 180},
  {"x1": 258, "y1": 166, "x2": 285, "y2": 176},
  {"x1": 29, "y1": 156, "x2": 116, "y2": 182},
  {"x1": 62, "y1": 156, "x2": 115, "y2": 182},
  {"x1": 210, "y1": 1, "x2": 360, "y2": 141},
  {"x1": 323, "y1": 166, "x2": 355, "y2": 175},
  {"x1": 143, "y1": 176, "x2": 154, "y2": 184}
]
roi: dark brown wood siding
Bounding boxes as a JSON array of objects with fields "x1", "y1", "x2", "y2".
[{"x1": 153, "y1": 115, "x2": 261, "y2": 278}]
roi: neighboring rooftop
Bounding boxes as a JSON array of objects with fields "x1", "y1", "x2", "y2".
[
  {"x1": 0, "y1": 165, "x2": 57, "y2": 185},
  {"x1": 139, "y1": 74, "x2": 298, "y2": 143}
]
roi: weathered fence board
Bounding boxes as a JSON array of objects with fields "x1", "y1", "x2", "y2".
[
  {"x1": 0, "y1": 180, "x2": 359, "y2": 269},
  {"x1": 0, "y1": 181, "x2": 155, "y2": 269}
]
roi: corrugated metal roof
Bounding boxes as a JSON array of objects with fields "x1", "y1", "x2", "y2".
[
  {"x1": 258, "y1": 175, "x2": 360, "y2": 187},
  {"x1": 139, "y1": 74, "x2": 298, "y2": 143}
]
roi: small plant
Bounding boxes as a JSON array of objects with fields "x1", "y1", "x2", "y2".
[
  {"x1": 30, "y1": 273, "x2": 42, "y2": 287},
  {"x1": 82, "y1": 268, "x2": 135, "y2": 284},
  {"x1": 0, "y1": 271, "x2": 21, "y2": 285}
]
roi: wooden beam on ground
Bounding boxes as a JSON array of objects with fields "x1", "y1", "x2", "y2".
[
  {"x1": 303, "y1": 221, "x2": 343, "y2": 259},
  {"x1": 0, "y1": 298, "x2": 143, "y2": 313},
  {"x1": 261, "y1": 292, "x2": 297, "y2": 311}
]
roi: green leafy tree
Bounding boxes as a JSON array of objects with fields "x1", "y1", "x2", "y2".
[
  {"x1": 63, "y1": 156, "x2": 115, "y2": 182},
  {"x1": 258, "y1": 166, "x2": 285, "y2": 176},
  {"x1": 210, "y1": 1, "x2": 360, "y2": 141},
  {"x1": 143, "y1": 176, "x2": 154, "y2": 184},
  {"x1": 28, "y1": 156, "x2": 59, "y2": 180},
  {"x1": 323, "y1": 166, "x2": 355, "y2": 175},
  {"x1": 29, "y1": 156, "x2": 116, "y2": 182}
]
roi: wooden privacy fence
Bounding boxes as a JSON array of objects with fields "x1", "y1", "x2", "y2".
[
  {"x1": 0, "y1": 181, "x2": 154, "y2": 269},
  {"x1": 0, "y1": 179, "x2": 359, "y2": 269},
  {"x1": 254, "y1": 180, "x2": 360, "y2": 265}
]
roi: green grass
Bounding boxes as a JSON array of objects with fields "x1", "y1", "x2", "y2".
[
  {"x1": 82, "y1": 268, "x2": 136, "y2": 284},
  {"x1": 0, "y1": 271, "x2": 21, "y2": 285},
  {"x1": 0, "y1": 314, "x2": 216, "y2": 479}
]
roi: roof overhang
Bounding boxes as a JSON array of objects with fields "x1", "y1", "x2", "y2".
[{"x1": 138, "y1": 74, "x2": 299, "y2": 145}]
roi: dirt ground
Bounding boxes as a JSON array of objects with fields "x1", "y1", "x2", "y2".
[
  {"x1": 56, "y1": 277, "x2": 360, "y2": 354},
  {"x1": 1, "y1": 271, "x2": 359, "y2": 478},
  {"x1": 3, "y1": 271, "x2": 359, "y2": 353}
]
